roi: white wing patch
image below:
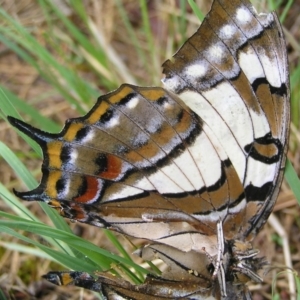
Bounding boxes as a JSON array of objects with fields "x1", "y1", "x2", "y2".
[
  {"x1": 207, "y1": 43, "x2": 226, "y2": 63},
  {"x1": 203, "y1": 81, "x2": 254, "y2": 148},
  {"x1": 188, "y1": 130, "x2": 222, "y2": 187},
  {"x1": 184, "y1": 62, "x2": 208, "y2": 79},
  {"x1": 257, "y1": 49, "x2": 282, "y2": 88},
  {"x1": 238, "y1": 46, "x2": 265, "y2": 84},
  {"x1": 148, "y1": 169, "x2": 184, "y2": 194},
  {"x1": 236, "y1": 7, "x2": 252, "y2": 23},
  {"x1": 134, "y1": 177, "x2": 155, "y2": 190},
  {"x1": 180, "y1": 90, "x2": 246, "y2": 182},
  {"x1": 244, "y1": 157, "x2": 277, "y2": 187},
  {"x1": 102, "y1": 184, "x2": 144, "y2": 202},
  {"x1": 78, "y1": 129, "x2": 95, "y2": 144},
  {"x1": 159, "y1": 162, "x2": 195, "y2": 192},
  {"x1": 234, "y1": 6, "x2": 264, "y2": 38},
  {"x1": 161, "y1": 74, "x2": 185, "y2": 93},
  {"x1": 228, "y1": 198, "x2": 247, "y2": 215},
  {"x1": 105, "y1": 113, "x2": 120, "y2": 128},
  {"x1": 219, "y1": 24, "x2": 236, "y2": 39},
  {"x1": 173, "y1": 149, "x2": 204, "y2": 191},
  {"x1": 68, "y1": 149, "x2": 78, "y2": 166},
  {"x1": 249, "y1": 109, "x2": 270, "y2": 139},
  {"x1": 125, "y1": 95, "x2": 139, "y2": 109}
]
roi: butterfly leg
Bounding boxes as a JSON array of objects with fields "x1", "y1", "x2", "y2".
[
  {"x1": 215, "y1": 221, "x2": 227, "y2": 297},
  {"x1": 202, "y1": 220, "x2": 227, "y2": 297}
]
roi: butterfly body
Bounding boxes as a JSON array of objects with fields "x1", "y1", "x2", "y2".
[{"x1": 9, "y1": 0, "x2": 289, "y2": 298}]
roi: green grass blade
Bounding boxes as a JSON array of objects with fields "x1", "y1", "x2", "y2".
[
  {"x1": 0, "y1": 225, "x2": 97, "y2": 272},
  {"x1": 188, "y1": 0, "x2": 205, "y2": 21},
  {"x1": 0, "y1": 216, "x2": 149, "y2": 276},
  {"x1": 113, "y1": 0, "x2": 149, "y2": 79},
  {"x1": 0, "y1": 87, "x2": 60, "y2": 131},
  {"x1": 0, "y1": 183, "x2": 38, "y2": 221},
  {"x1": 296, "y1": 275, "x2": 300, "y2": 300},
  {"x1": 0, "y1": 141, "x2": 38, "y2": 190},
  {"x1": 139, "y1": 0, "x2": 160, "y2": 83},
  {"x1": 285, "y1": 159, "x2": 300, "y2": 205},
  {"x1": 0, "y1": 8, "x2": 99, "y2": 113}
]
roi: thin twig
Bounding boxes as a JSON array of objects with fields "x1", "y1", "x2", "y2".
[{"x1": 268, "y1": 213, "x2": 296, "y2": 300}]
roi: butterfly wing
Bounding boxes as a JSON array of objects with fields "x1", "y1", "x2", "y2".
[
  {"x1": 9, "y1": 83, "x2": 245, "y2": 254},
  {"x1": 162, "y1": 0, "x2": 290, "y2": 240}
]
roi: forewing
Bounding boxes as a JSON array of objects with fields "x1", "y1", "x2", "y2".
[{"x1": 8, "y1": 84, "x2": 243, "y2": 254}]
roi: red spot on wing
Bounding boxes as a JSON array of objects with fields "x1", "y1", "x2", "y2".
[
  {"x1": 75, "y1": 176, "x2": 100, "y2": 203},
  {"x1": 100, "y1": 154, "x2": 122, "y2": 180},
  {"x1": 70, "y1": 203, "x2": 88, "y2": 220}
]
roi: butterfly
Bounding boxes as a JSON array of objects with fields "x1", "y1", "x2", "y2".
[{"x1": 8, "y1": 0, "x2": 290, "y2": 299}]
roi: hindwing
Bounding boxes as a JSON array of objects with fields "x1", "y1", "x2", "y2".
[{"x1": 162, "y1": 0, "x2": 289, "y2": 239}]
